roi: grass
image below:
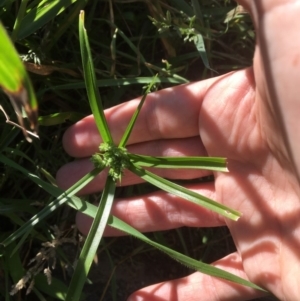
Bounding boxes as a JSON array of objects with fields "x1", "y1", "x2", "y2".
[{"x1": 0, "y1": 1, "x2": 257, "y2": 300}]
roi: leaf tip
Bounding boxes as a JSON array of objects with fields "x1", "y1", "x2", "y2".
[
  {"x1": 79, "y1": 10, "x2": 85, "y2": 20},
  {"x1": 224, "y1": 209, "x2": 242, "y2": 221}
]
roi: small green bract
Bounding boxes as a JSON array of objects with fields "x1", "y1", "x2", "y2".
[{"x1": 91, "y1": 142, "x2": 130, "y2": 182}]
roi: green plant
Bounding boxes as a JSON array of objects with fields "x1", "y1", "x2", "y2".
[
  {"x1": 0, "y1": 1, "x2": 256, "y2": 300},
  {"x1": 3, "y1": 10, "x2": 262, "y2": 301}
]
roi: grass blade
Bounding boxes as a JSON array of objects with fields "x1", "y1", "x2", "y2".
[
  {"x1": 16, "y1": 0, "x2": 78, "y2": 40},
  {"x1": 0, "y1": 166, "x2": 103, "y2": 248},
  {"x1": 61, "y1": 196, "x2": 264, "y2": 293},
  {"x1": 191, "y1": 0, "x2": 204, "y2": 26},
  {"x1": 0, "y1": 22, "x2": 38, "y2": 141},
  {"x1": 129, "y1": 154, "x2": 228, "y2": 172},
  {"x1": 79, "y1": 10, "x2": 113, "y2": 143},
  {"x1": 11, "y1": 0, "x2": 29, "y2": 41},
  {"x1": 108, "y1": 215, "x2": 266, "y2": 292},
  {"x1": 128, "y1": 163, "x2": 241, "y2": 221},
  {"x1": 193, "y1": 33, "x2": 211, "y2": 70},
  {"x1": 38, "y1": 112, "x2": 84, "y2": 126},
  {"x1": 168, "y1": 0, "x2": 194, "y2": 16},
  {"x1": 66, "y1": 176, "x2": 116, "y2": 301},
  {"x1": 116, "y1": 27, "x2": 154, "y2": 75},
  {"x1": 47, "y1": 76, "x2": 187, "y2": 92},
  {"x1": 118, "y1": 76, "x2": 157, "y2": 148}
]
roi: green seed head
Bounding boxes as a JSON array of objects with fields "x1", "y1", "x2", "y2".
[{"x1": 92, "y1": 142, "x2": 129, "y2": 182}]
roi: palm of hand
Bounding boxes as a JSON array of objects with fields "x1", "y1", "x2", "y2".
[
  {"x1": 57, "y1": 67, "x2": 300, "y2": 300},
  {"x1": 199, "y1": 68, "x2": 300, "y2": 301},
  {"x1": 57, "y1": 3, "x2": 300, "y2": 299}
]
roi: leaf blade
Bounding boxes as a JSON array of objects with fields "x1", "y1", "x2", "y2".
[
  {"x1": 66, "y1": 176, "x2": 116, "y2": 301},
  {"x1": 128, "y1": 163, "x2": 241, "y2": 221},
  {"x1": 118, "y1": 76, "x2": 157, "y2": 148},
  {"x1": 0, "y1": 22, "x2": 38, "y2": 140},
  {"x1": 129, "y1": 154, "x2": 228, "y2": 172},
  {"x1": 79, "y1": 10, "x2": 112, "y2": 143},
  {"x1": 108, "y1": 215, "x2": 266, "y2": 292}
]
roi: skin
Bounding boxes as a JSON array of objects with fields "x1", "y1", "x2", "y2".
[{"x1": 56, "y1": 1, "x2": 300, "y2": 300}]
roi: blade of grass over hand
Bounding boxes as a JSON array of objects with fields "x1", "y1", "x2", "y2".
[
  {"x1": 79, "y1": 10, "x2": 113, "y2": 143},
  {"x1": 144, "y1": 62, "x2": 189, "y2": 83},
  {"x1": 61, "y1": 196, "x2": 263, "y2": 293},
  {"x1": 66, "y1": 176, "x2": 116, "y2": 301},
  {"x1": 128, "y1": 163, "x2": 241, "y2": 221},
  {"x1": 118, "y1": 75, "x2": 157, "y2": 148},
  {"x1": 129, "y1": 154, "x2": 227, "y2": 172},
  {"x1": 108, "y1": 215, "x2": 266, "y2": 292},
  {"x1": 0, "y1": 166, "x2": 103, "y2": 248}
]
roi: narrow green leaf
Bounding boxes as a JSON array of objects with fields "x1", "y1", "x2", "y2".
[
  {"x1": 116, "y1": 27, "x2": 154, "y2": 75},
  {"x1": 129, "y1": 154, "x2": 228, "y2": 172},
  {"x1": 0, "y1": 24, "x2": 24, "y2": 92},
  {"x1": 47, "y1": 76, "x2": 187, "y2": 92},
  {"x1": 193, "y1": 33, "x2": 211, "y2": 70},
  {"x1": 79, "y1": 10, "x2": 113, "y2": 143},
  {"x1": 0, "y1": 167, "x2": 103, "y2": 248},
  {"x1": 47, "y1": 0, "x2": 88, "y2": 51},
  {"x1": 38, "y1": 112, "x2": 84, "y2": 126},
  {"x1": 16, "y1": 0, "x2": 78, "y2": 40},
  {"x1": 108, "y1": 215, "x2": 266, "y2": 292},
  {"x1": 0, "y1": 199, "x2": 37, "y2": 215},
  {"x1": 191, "y1": 0, "x2": 204, "y2": 26},
  {"x1": 0, "y1": 153, "x2": 66, "y2": 197},
  {"x1": 60, "y1": 195, "x2": 264, "y2": 293},
  {"x1": 168, "y1": 0, "x2": 194, "y2": 16},
  {"x1": 128, "y1": 163, "x2": 241, "y2": 221},
  {"x1": 118, "y1": 75, "x2": 157, "y2": 148},
  {"x1": 11, "y1": 0, "x2": 29, "y2": 41},
  {"x1": 35, "y1": 274, "x2": 85, "y2": 301},
  {"x1": 6, "y1": 242, "x2": 25, "y2": 283},
  {"x1": 0, "y1": 22, "x2": 38, "y2": 141},
  {"x1": 66, "y1": 176, "x2": 116, "y2": 301}
]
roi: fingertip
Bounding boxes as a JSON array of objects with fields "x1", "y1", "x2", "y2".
[
  {"x1": 62, "y1": 115, "x2": 101, "y2": 157},
  {"x1": 55, "y1": 159, "x2": 97, "y2": 193}
]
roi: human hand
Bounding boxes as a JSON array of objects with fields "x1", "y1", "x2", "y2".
[{"x1": 56, "y1": 1, "x2": 300, "y2": 300}]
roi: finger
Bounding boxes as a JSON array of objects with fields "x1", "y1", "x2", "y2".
[
  {"x1": 56, "y1": 137, "x2": 211, "y2": 194},
  {"x1": 62, "y1": 77, "x2": 218, "y2": 158},
  {"x1": 127, "y1": 252, "x2": 268, "y2": 301},
  {"x1": 76, "y1": 182, "x2": 224, "y2": 236}
]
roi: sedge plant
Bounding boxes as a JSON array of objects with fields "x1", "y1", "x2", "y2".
[
  {"x1": 67, "y1": 11, "x2": 265, "y2": 300},
  {"x1": 58, "y1": 11, "x2": 263, "y2": 300},
  {"x1": 0, "y1": 2, "x2": 261, "y2": 301}
]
